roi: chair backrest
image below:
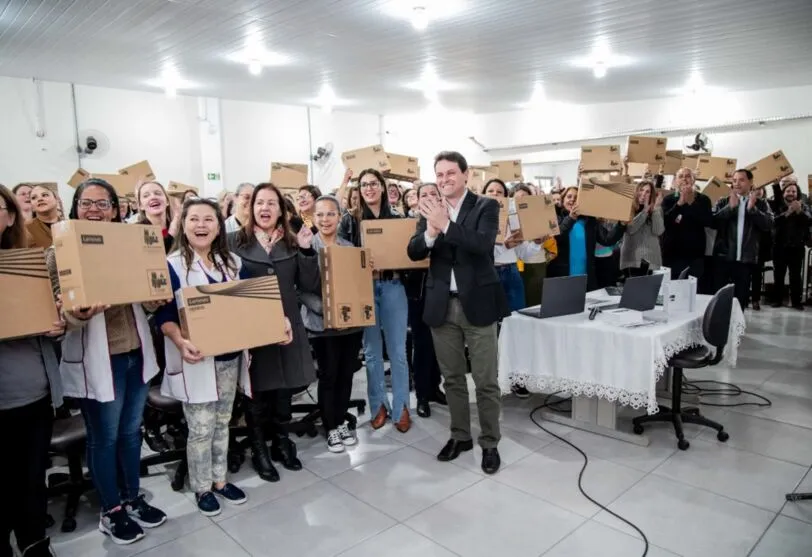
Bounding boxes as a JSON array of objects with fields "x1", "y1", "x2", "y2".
[
  {"x1": 702, "y1": 284, "x2": 735, "y2": 363},
  {"x1": 678, "y1": 266, "x2": 691, "y2": 280}
]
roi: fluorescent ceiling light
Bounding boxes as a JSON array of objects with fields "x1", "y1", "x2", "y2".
[
  {"x1": 383, "y1": 0, "x2": 467, "y2": 29},
  {"x1": 411, "y1": 6, "x2": 428, "y2": 30}
]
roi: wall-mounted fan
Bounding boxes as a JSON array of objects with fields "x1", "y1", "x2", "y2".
[
  {"x1": 77, "y1": 129, "x2": 111, "y2": 159},
  {"x1": 685, "y1": 131, "x2": 713, "y2": 153},
  {"x1": 312, "y1": 142, "x2": 334, "y2": 164}
]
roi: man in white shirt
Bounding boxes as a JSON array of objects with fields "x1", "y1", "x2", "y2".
[{"x1": 407, "y1": 151, "x2": 510, "y2": 474}]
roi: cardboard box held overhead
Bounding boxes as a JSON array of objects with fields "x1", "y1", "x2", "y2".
[
  {"x1": 270, "y1": 163, "x2": 309, "y2": 189},
  {"x1": 626, "y1": 136, "x2": 667, "y2": 165},
  {"x1": 360, "y1": 219, "x2": 429, "y2": 270},
  {"x1": 662, "y1": 151, "x2": 685, "y2": 175},
  {"x1": 468, "y1": 166, "x2": 499, "y2": 193},
  {"x1": 580, "y1": 145, "x2": 622, "y2": 172},
  {"x1": 514, "y1": 195, "x2": 560, "y2": 240},
  {"x1": 490, "y1": 160, "x2": 523, "y2": 181},
  {"x1": 625, "y1": 162, "x2": 650, "y2": 178},
  {"x1": 67, "y1": 169, "x2": 91, "y2": 188},
  {"x1": 694, "y1": 156, "x2": 737, "y2": 182},
  {"x1": 52, "y1": 220, "x2": 172, "y2": 310},
  {"x1": 118, "y1": 160, "x2": 156, "y2": 183},
  {"x1": 385, "y1": 153, "x2": 420, "y2": 182},
  {"x1": 577, "y1": 177, "x2": 636, "y2": 222},
  {"x1": 89, "y1": 173, "x2": 136, "y2": 197},
  {"x1": 319, "y1": 246, "x2": 376, "y2": 330},
  {"x1": 701, "y1": 176, "x2": 729, "y2": 204},
  {"x1": 745, "y1": 150, "x2": 794, "y2": 189},
  {"x1": 166, "y1": 181, "x2": 199, "y2": 198},
  {"x1": 0, "y1": 248, "x2": 59, "y2": 340},
  {"x1": 177, "y1": 276, "x2": 287, "y2": 357},
  {"x1": 341, "y1": 145, "x2": 391, "y2": 176}
]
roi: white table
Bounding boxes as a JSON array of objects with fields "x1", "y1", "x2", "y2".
[{"x1": 498, "y1": 294, "x2": 746, "y2": 444}]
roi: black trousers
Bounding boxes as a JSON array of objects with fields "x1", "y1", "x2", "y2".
[
  {"x1": 774, "y1": 246, "x2": 805, "y2": 306},
  {"x1": 595, "y1": 252, "x2": 620, "y2": 289},
  {"x1": 407, "y1": 296, "x2": 442, "y2": 402},
  {"x1": 715, "y1": 260, "x2": 755, "y2": 309},
  {"x1": 311, "y1": 333, "x2": 363, "y2": 431},
  {"x1": 245, "y1": 389, "x2": 293, "y2": 438},
  {"x1": 750, "y1": 260, "x2": 766, "y2": 303},
  {"x1": 0, "y1": 396, "x2": 53, "y2": 556}
]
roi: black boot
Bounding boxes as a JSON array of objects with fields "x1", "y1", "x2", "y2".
[
  {"x1": 271, "y1": 435, "x2": 302, "y2": 471},
  {"x1": 250, "y1": 427, "x2": 279, "y2": 482},
  {"x1": 21, "y1": 537, "x2": 55, "y2": 557}
]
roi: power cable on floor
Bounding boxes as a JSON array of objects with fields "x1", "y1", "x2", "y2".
[
  {"x1": 681, "y1": 378, "x2": 773, "y2": 408},
  {"x1": 529, "y1": 392, "x2": 650, "y2": 557}
]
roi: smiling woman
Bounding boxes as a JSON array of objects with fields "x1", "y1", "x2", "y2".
[
  {"x1": 25, "y1": 184, "x2": 62, "y2": 249},
  {"x1": 135, "y1": 181, "x2": 178, "y2": 253}
]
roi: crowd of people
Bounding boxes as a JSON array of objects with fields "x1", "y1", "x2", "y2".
[{"x1": 1, "y1": 150, "x2": 808, "y2": 556}]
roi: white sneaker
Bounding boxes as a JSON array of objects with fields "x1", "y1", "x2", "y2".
[
  {"x1": 327, "y1": 429, "x2": 345, "y2": 453},
  {"x1": 337, "y1": 423, "x2": 357, "y2": 446}
]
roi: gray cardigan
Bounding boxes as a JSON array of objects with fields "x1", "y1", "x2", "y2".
[
  {"x1": 620, "y1": 207, "x2": 665, "y2": 270},
  {"x1": 300, "y1": 234, "x2": 363, "y2": 337}
]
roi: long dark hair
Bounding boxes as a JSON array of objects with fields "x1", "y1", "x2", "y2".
[
  {"x1": 69, "y1": 179, "x2": 122, "y2": 222},
  {"x1": 174, "y1": 198, "x2": 238, "y2": 280},
  {"x1": 356, "y1": 168, "x2": 396, "y2": 221},
  {"x1": 482, "y1": 178, "x2": 508, "y2": 197},
  {"x1": 235, "y1": 182, "x2": 296, "y2": 249},
  {"x1": 0, "y1": 184, "x2": 27, "y2": 249}
]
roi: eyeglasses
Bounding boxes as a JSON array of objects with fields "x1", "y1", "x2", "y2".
[
  {"x1": 78, "y1": 199, "x2": 113, "y2": 211},
  {"x1": 359, "y1": 181, "x2": 381, "y2": 190}
]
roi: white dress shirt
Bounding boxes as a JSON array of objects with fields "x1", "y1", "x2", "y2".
[
  {"x1": 424, "y1": 189, "x2": 470, "y2": 293},
  {"x1": 494, "y1": 242, "x2": 541, "y2": 265},
  {"x1": 736, "y1": 195, "x2": 746, "y2": 262}
]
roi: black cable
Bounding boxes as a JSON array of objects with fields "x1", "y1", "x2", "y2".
[
  {"x1": 530, "y1": 392, "x2": 649, "y2": 557},
  {"x1": 681, "y1": 378, "x2": 772, "y2": 408}
]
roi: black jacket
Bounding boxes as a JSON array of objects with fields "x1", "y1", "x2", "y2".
[
  {"x1": 712, "y1": 195, "x2": 773, "y2": 264},
  {"x1": 407, "y1": 192, "x2": 509, "y2": 328},
  {"x1": 661, "y1": 192, "x2": 713, "y2": 262},
  {"x1": 547, "y1": 208, "x2": 625, "y2": 291},
  {"x1": 769, "y1": 184, "x2": 811, "y2": 250}
]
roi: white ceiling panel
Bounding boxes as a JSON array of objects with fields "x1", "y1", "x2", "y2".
[{"x1": 0, "y1": 0, "x2": 810, "y2": 113}]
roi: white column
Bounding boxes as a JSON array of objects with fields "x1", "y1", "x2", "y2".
[{"x1": 197, "y1": 97, "x2": 225, "y2": 197}]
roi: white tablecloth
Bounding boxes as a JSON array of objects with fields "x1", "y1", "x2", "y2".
[{"x1": 498, "y1": 294, "x2": 746, "y2": 415}]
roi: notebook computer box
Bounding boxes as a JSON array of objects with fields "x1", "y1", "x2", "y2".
[
  {"x1": 517, "y1": 275, "x2": 588, "y2": 319},
  {"x1": 596, "y1": 273, "x2": 665, "y2": 312}
]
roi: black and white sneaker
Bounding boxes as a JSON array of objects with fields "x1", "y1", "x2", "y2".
[
  {"x1": 212, "y1": 483, "x2": 247, "y2": 505},
  {"x1": 512, "y1": 386, "x2": 530, "y2": 399},
  {"x1": 337, "y1": 423, "x2": 357, "y2": 446},
  {"x1": 327, "y1": 429, "x2": 345, "y2": 453},
  {"x1": 99, "y1": 507, "x2": 145, "y2": 545},
  {"x1": 125, "y1": 494, "x2": 167, "y2": 528},
  {"x1": 195, "y1": 492, "x2": 222, "y2": 517}
]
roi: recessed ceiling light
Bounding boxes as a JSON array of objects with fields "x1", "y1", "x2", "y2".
[
  {"x1": 248, "y1": 59, "x2": 262, "y2": 76},
  {"x1": 670, "y1": 70, "x2": 724, "y2": 97},
  {"x1": 227, "y1": 48, "x2": 291, "y2": 75},
  {"x1": 411, "y1": 6, "x2": 428, "y2": 30},
  {"x1": 383, "y1": 0, "x2": 467, "y2": 30},
  {"x1": 305, "y1": 82, "x2": 353, "y2": 112},
  {"x1": 571, "y1": 38, "x2": 632, "y2": 79},
  {"x1": 146, "y1": 63, "x2": 195, "y2": 98},
  {"x1": 405, "y1": 63, "x2": 458, "y2": 101}
]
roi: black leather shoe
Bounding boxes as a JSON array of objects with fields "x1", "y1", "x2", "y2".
[
  {"x1": 417, "y1": 400, "x2": 431, "y2": 418},
  {"x1": 481, "y1": 448, "x2": 501, "y2": 475},
  {"x1": 271, "y1": 436, "x2": 303, "y2": 471},
  {"x1": 431, "y1": 389, "x2": 447, "y2": 406},
  {"x1": 437, "y1": 439, "x2": 473, "y2": 462},
  {"x1": 250, "y1": 427, "x2": 279, "y2": 482}
]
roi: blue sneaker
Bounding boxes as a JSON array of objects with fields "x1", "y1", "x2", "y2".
[
  {"x1": 195, "y1": 491, "x2": 221, "y2": 517},
  {"x1": 99, "y1": 507, "x2": 145, "y2": 545},
  {"x1": 212, "y1": 483, "x2": 248, "y2": 505},
  {"x1": 124, "y1": 494, "x2": 167, "y2": 528}
]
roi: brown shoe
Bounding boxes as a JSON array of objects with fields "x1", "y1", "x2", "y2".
[
  {"x1": 394, "y1": 407, "x2": 411, "y2": 433},
  {"x1": 370, "y1": 406, "x2": 388, "y2": 430}
]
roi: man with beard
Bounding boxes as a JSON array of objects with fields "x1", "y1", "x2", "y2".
[{"x1": 769, "y1": 175, "x2": 810, "y2": 309}]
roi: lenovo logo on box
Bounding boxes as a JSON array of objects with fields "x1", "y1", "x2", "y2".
[{"x1": 80, "y1": 234, "x2": 104, "y2": 245}]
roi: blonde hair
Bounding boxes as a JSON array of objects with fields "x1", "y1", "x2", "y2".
[{"x1": 135, "y1": 179, "x2": 174, "y2": 228}]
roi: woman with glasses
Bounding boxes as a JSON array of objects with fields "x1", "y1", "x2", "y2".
[
  {"x1": 292, "y1": 185, "x2": 321, "y2": 234},
  {"x1": 339, "y1": 169, "x2": 411, "y2": 433},
  {"x1": 0, "y1": 184, "x2": 65, "y2": 557},
  {"x1": 225, "y1": 183, "x2": 255, "y2": 234},
  {"x1": 25, "y1": 184, "x2": 62, "y2": 249},
  {"x1": 12, "y1": 183, "x2": 33, "y2": 223},
  {"x1": 46, "y1": 179, "x2": 168, "y2": 546}
]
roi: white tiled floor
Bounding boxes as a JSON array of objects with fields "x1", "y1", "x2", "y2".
[{"x1": 47, "y1": 306, "x2": 812, "y2": 557}]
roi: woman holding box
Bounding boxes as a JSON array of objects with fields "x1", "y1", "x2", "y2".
[
  {"x1": 0, "y1": 184, "x2": 65, "y2": 557},
  {"x1": 511, "y1": 184, "x2": 558, "y2": 307},
  {"x1": 338, "y1": 169, "x2": 411, "y2": 433},
  {"x1": 46, "y1": 178, "x2": 167, "y2": 546},
  {"x1": 228, "y1": 183, "x2": 319, "y2": 482},
  {"x1": 136, "y1": 180, "x2": 180, "y2": 253},
  {"x1": 26, "y1": 184, "x2": 62, "y2": 249},
  {"x1": 154, "y1": 198, "x2": 293, "y2": 515},
  {"x1": 302, "y1": 195, "x2": 364, "y2": 452},
  {"x1": 620, "y1": 180, "x2": 664, "y2": 276}
]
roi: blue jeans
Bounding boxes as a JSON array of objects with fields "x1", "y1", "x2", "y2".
[
  {"x1": 363, "y1": 279, "x2": 410, "y2": 417},
  {"x1": 78, "y1": 349, "x2": 150, "y2": 512},
  {"x1": 497, "y1": 264, "x2": 526, "y2": 312}
]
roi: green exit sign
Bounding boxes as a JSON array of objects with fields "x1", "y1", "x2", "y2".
[{"x1": 207, "y1": 173, "x2": 220, "y2": 180}]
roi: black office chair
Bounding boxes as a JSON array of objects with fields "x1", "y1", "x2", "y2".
[
  {"x1": 678, "y1": 266, "x2": 691, "y2": 280},
  {"x1": 139, "y1": 386, "x2": 188, "y2": 492},
  {"x1": 47, "y1": 413, "x2": 93, "y2": 533},
  {"x1": 632, "y1": 283, "x2": 734, "y2": 450}
]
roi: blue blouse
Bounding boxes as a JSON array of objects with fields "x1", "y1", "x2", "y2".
[{"x1": 569, "y1": 220, "x2": 588, "y2": 277}]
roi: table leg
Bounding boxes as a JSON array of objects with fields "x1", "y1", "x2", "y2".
[{"x1": 537, "y1": 396, "x2": 650, "y2": 447}]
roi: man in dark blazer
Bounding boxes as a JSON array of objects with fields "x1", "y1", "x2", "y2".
[{"x1": 407, "y1": 151, "x2": 510, "y2": 474}]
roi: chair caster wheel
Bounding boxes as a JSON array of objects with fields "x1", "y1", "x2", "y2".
[
  {"x1": 296, "y1": 431, "x2": 305, "y2": 438},
  {"x1": 170, "y1": 477, "x2": 185, "y2": 492},
  {"x1": 358, "y1": 402, "x2": 367, "y2": 415},
  {"x1": 227, "y1": 452, "x2": 243, "y2": 473},
  {"x1": 717, "y1": 431, "x2": 729, "y2": 442},
  {"x1": 61, "y1": 517, "x2": 77, "y2": 533},
  {"x1": 677, "y1": 439, "x2": 690, "y2": 451},
  {"x1": 633, "y1": 424, "x2": 644, "y2": 435},
  {"x1": 307, "y1": 427, "x2": 318, "y2": 438}
]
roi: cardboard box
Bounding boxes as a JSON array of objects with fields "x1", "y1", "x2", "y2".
[
  {"x1": 319, "y1": 246, "x2": 376, "y2": 329},
  {"x1": 626, "y1": 162, "x2": 650, "y2": 178},
  {"x1": 580, "y1": 145, "x2": 622, "y2": 172},
  {"x1": 701, "y1": 176, "x2": 729, "y2": 204},
  {"x1": 90, "y1": 173, "x2": 136, "y2": 197},
  {"x1": 695, "y1": 156, "x2": 737, "y2": 182},
  {"x1": 514, "y1": 195, "x2": 560, "y2": 240},
  {"x1": 385, "y1": 153, "x2": 420, "y2": 182},
  {"x1": 468, "y1": 165, "x2": 499, "y2": 193},
  {"x1": 166, "y1": 181, "x2": 199, "y2": 198},
  {"x1": 52, "y1": 220, "x2": 172, "y2": 310},
  {"x1": 0, "y1": 248, "x2": 59, "y2": 340},
  {"x1": 177, "y1": 276, "x2": 287, "y2": 357},
  {"x1": 490, "y1": 160, "x2": 523, "y2": 181},
  {"x1": 745, "y1": 150, "x2": 794, "y2": 189},
  {"x1": 626, "y1": 135, "x2": 667, "y2": 165},
  {"x1": 496, "y1": 198, "x2": 509, "y2": 243},
  {"x1": 341, "y1": 145, "x2": 391, "y2": 176},
  {"x1": 577, "y1": 177, "x2": 636, "y2": 222},
  {"x1": 662, "y1": 150, "x2": 685, "y2": 175},
  {"x1": 118, "y1": 160, "x2": 156, "y2": 183},
  {"x1": 67, "y1": 168, "x2": 90, "y2": 188},
  {"x1": 360, "y1": 219, "x2": 429, "y2": 270},
  {"x1": 270, "y1": 162, "x2": 309, "y2": 189}
]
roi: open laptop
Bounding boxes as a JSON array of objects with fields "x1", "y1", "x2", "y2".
[
  {"x1": 517, "y1": 275, "x2": 588, "y2": 319},
  {"x1": 593, "y1": 273, "x2": 665, "y2": 312}
]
